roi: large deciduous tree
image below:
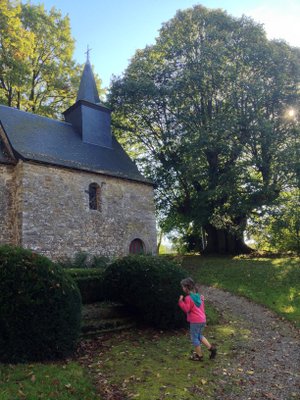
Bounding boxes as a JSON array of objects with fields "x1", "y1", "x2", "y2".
[
  {"x1": 0, "y1": 0, "x2": 34, "y2": 106},
  {"x1": 109, "y1": 5, "x2": 300, "y2": 254},
  {"x1": 248, "y1": 189, "x2": 300, "y2": 255},
  {"x1": 0, "y1": 1, "x2": 90, "y2": 118}
]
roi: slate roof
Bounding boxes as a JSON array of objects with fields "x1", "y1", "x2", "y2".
[
  {"x1": 0, "y1": 105, "x2": 151, "y2": 184},
  {"x1": 76, "y1": 59, "x2": 100, "y2": 103}
]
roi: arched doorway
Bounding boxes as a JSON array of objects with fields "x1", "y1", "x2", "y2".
[{"x1": 129, "y1": 238, "x2": 145, "y2": 254}]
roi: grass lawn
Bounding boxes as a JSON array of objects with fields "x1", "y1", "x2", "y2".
[
  {"x1": 181, "y1": 255, "x2": 300, "y2": 328},
  {"x1": 0, "y1": 303, "x2": 243, "y2": 400},
  {"x1": 0, "y1": 300, "x2": 243, "y2": 399},
  {"x1": 1, "y1": 256, "x2": 298, "y2": 399},
  {"x1": 77, "y1": 306, "x2": 249, "y2": 400},
  {"x1": 0, "y1": 361, "x2": 100, "y2": 400}
]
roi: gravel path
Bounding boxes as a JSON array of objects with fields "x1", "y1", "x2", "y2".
[{"x1": 199, "y1": 286, "x2": 300, "y2": 400}]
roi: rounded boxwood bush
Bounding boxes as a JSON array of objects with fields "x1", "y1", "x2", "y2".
[
  {"x1": 102, "y1": 255, "x2": 187, "y2": 329},
  {"x1": 0, "y1": 245, "x2": 82, "y2": 363}
]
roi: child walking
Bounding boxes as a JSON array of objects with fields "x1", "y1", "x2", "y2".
[{"x1": 178, "y1": 277, "x2": 217, "y2": 361}]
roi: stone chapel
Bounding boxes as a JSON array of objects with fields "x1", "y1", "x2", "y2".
[{"x1": 0, "y1": 59, "x2": 157, "y2": 260}]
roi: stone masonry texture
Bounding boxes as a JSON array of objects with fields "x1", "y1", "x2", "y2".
[{"x1": 0, "y1": 161, "x2": 157, "y2": 260}]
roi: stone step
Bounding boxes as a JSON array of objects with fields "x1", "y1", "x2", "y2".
[
  {"x1": 82, "y1": 302, "x2": 131, "y2": 320},
  {"x1": 81, "y1": 302, "x2": 135, "y2": 337},
  {"x1": 81, "y1": 318, "x2": 136, "y2": 338}
]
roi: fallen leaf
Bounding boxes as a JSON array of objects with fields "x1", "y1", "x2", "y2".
[{"x1": 263, "y1": 393, "x2": 275, "y2": 399}]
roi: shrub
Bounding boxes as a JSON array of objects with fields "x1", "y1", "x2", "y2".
[
  {"x1": 56, "y1": 252, "x2": 110, "y2": 269},
  {"x1": 0, "y1": 245, "x2": 82, "y2": 363},
  {"x1": 67, "y1": 269, "x2": 105, "y2": 304},
  {"x1": 103, "y1": 255, "x2": 187, "y2": 329},
  {"x1": 89, "y1": 255, "x2": 111, "y2": 269}
]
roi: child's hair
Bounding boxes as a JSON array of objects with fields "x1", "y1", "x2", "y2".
[{"x1": 180, "y1": 277, "x2": 198, "y2": 293}]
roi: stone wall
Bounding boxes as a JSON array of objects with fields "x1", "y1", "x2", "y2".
[
  {"x1": 0, "y1": 163, "x2": 21, "y2": 246},
  {"x1": 17, "y1": 161, "x2": 156, "y2": 260}
]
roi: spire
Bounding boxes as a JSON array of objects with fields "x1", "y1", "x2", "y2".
[
  {"x1": 64, "y1": 48, "x2": 112, "y2": 148},
  {"x1": 76, "y1": 47, "x2": 100, "y2": 104}
]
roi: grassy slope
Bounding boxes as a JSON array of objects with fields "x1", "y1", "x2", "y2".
[{"x1": 181, "y1": 256, "x2": 300, "y2": 328}]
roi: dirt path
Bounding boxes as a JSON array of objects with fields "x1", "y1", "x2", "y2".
[{"x1": 199, "y1": 285, "x2": 300, "y2": 400}]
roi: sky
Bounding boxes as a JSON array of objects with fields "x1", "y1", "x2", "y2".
[{"x1": 26, "y1": 0, "x2": 300, "y2": 88}]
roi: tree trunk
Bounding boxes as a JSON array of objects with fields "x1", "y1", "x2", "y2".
[
  {"x1": 7, "y1": 86, "x2": 13, "y2": 107},
  {"x1": 30, "y1": 71, "x2": 36, "y2": 112},
  {"x1": 156, "y1": 230, "x2": 163, "y2": 254},
  {"x1": 202, "y1": 223, "x2": 253, "y2": 255},
  {"x1": 17, "y1": 91, "x2": 21, "y2": 109}
]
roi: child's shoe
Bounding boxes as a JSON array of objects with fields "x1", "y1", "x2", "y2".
[
  {"x1": 209, "y1": 345, "x2": 217, "y2": 359},
  {"x1": 190, "y1": 352, "x2": 203, "y2": 361}
]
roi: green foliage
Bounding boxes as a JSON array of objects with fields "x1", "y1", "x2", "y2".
[
  {"x1": 158, "y1": 243, "x2": 174, "y2": 254},
  {"x1": 110, "y1": 4, "x2": 300, "y2": 254},
  {"x1": 248, "y1": 190, "x2": 300, "y2": 254},
  {"x1": 170, "y1": 225, "x2": 205, "y2": 254},
  {"x1": 103, "y1": 256, "x2": 187, "y2": 329},
  {"x1": 67, "y1": 269, "x2": 105, "y2": 304},
  {"x1": 182, "y1": 255, "x2": 300, "y2": 327},
  {"x1": 0, "y1": 245, "x2": 82, "y2": 363},
  {"x1": 0, "y1": 1, "x2": 103, "y2": 118},
  {"x1": 57, "y1": 252, "x2": 111, "y2": 304},
  {"x1": 56, "y1": 252, "x2": 110, "y2": 270},
  {"x1": 0, "y1": 0, "x2": 34, "y2": 107}
]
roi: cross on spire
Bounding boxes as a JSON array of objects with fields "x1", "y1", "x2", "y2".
[
  {"x1": 85, "y1": 45, "x2": 92, "y2": 62},
  {"x1": 76, "y1": 45, "x2": 100, "y2": 104}
]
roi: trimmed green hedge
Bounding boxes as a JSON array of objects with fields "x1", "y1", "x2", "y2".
[
  {"x1": 55, "y1": 252, "x2": 110, "y2": 269},
  {"x1": 0, "y1": 245, "x2": 82, "y2": 363},
  {"x1": 103, "y1": 255, "x2": 187, "y2": 329},
  {"x1": 67, "y1": 269, "x2": 105, "y2": 304}
]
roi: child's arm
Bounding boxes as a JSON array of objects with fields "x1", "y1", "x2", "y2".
[{"x1": 178, "y1": 295, "x2": 192, "y2": 314}]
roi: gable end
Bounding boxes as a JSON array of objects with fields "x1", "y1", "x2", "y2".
[{"x1": 0, "y1": 123, "x2": 17, "y2": 164}]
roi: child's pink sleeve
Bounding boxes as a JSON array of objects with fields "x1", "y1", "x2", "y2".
[{"x1": 178, "y1": 296, "x2": 191, "y2": 314}]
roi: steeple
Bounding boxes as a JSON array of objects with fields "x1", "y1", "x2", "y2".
[
  {"x1": 76, "y1": 48, "x2": 100, "y2": 104},
  {"x1": 63, "y1": 51, "x2": 112, "y2": 148}
]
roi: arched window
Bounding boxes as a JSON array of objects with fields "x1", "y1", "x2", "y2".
[
  {"x1": 129, "y1": 238, "x2": 145, "y2": 254},
  {"x1": 89, "y1": 183, "x2": 101, "y2": 211}
]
